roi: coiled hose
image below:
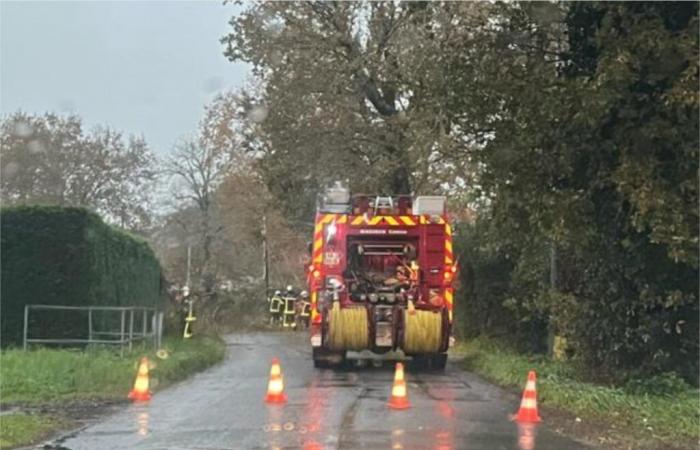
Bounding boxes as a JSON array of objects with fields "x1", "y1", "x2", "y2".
[
  {"x1": 327, "y1": 302, "x2": 369, "y2": 351},
  {"x1": 403, "y1": 302, "x2": 443, "y2": 353}
]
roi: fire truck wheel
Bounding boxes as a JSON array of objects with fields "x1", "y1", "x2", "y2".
[
  {"x1": 410, "y1": 355, "x2": 429, "y2": 370},
  {"x1": 312, "y1": 348, "x2": 346, "y2": 369},
  {"x1": 411, "y1": 354, "x2": 447, "y2": 371},
  {"x1": 431, "y1": 353, "x2": 448, "y2": 371}
]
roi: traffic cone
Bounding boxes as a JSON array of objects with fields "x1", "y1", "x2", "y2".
[
  {"x1": 387, "y1": 362, "x2": 411, "y2": 410},
  {"x1": 513, "y1": 370, "x2": 541, "y2": 423},
  {"x1": 128, "y1": 357, "x2": 152, "y2": 402},
  {"x1": 265, "y1": 358, "x2": 287, "y2": 404}
]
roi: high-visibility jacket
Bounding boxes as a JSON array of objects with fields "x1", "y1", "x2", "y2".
[
  {"x1": 269, "y1": 296, "x2": 283, "y2": 313},
  {"x1": 283, "y1": 297, "x2": 296, "y2": 315},
  {"x1": 299, "y1": 300, "x2": 311, "y2": 317}
]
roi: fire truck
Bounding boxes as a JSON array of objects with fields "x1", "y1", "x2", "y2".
[{"x1": 306, "y1": 184, "x2": 456, "y2": 370}]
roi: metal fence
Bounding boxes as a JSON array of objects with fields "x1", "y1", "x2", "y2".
[{"x1": 23, "y1": 304, "x2": 164, "y2": 356}]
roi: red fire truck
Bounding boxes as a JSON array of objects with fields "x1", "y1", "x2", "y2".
[{"x1": 306, "y1": 184, "x2": 456, "y2": 370}]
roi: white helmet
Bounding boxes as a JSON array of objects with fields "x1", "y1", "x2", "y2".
[
  {"x1": 286, "y1": 285, "x2": 293, "y2": 291},
  {"x1": 300, "y1": 290, "x2": 309, "y2": 298},
  {"x1": 274, "y1": 290, "x2": 281, "y2": 295}
]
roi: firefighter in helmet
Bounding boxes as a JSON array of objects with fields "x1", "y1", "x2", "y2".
[
  {"x1": 269, "y1": 290, "x2": 284, "y2": 325},
  {"x1": 282, "y1": 285, "x2": 297, "y2": 328},
  {"x1": 295, "y1": 290, "x2": 311, "y2": 329}
]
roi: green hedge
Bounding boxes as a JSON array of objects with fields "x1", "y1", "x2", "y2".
[{"x1": 1, "y1": 206, "x2": 162, "y2": 346}]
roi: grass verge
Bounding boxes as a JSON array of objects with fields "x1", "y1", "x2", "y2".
[
  {"x1": 455, "y1": 337, "x2": 699, "y2": 449},
  {"x1": 0, "y1": 414, "x2": 66, "y2": 449},
  {"x1": 0, "y1": 335, "x2": 225, "y2": 448}
]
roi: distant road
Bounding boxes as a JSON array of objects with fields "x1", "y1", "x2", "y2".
[{"x1": 53, "y1": 332, "x2": 594, "y2": 450}]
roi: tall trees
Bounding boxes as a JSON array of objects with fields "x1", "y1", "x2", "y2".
[
  {"x1": 223, "y1": 1, "x2": 698, "y2": 381},
  {"x1": 164, "y1": 136, "x2": 231, "y2": 292},
  {"x1": 159, "y1": 90, "x2": 307, "y2": 294},
  {"x1": 0, "y1": 112, "x2": 156, "y2": 230},
  {"x1": 445, "y1": 2, "x2": 699, "y2": 380},
  {"x1": 223, "y1": 2, "x2": 483, "y2": 222}
]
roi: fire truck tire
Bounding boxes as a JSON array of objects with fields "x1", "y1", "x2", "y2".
[
  {"x1": 431, "y1": 353, "x2": 448, "y2": 371},
  {"x1": 411, "y1": 353, "x2": 447, "y2": 371},
  {"x1": 312, "y1": 348, "x2": 346, "y2": 369},
  {"x1": 312, "y1": 348, "x2": 328, "y2": 368},
  {"x1": 411, "y1": 355, "x2": 429, "y2": 370}
]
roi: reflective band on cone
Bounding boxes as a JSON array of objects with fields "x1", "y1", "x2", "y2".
[
  {"x1": 270, "y1": 359, "x2": 281, "y2": 377},
  {"x1": 265, "y1": 358, "x2": 287, "y2": 404},
  {"x1": 513, "y1": 370, "x2": 541, "y2": 423},
  {"x1": 387, "y1": 362, "x2": 411, "y2": 410},
  {"x1": 128, "y1": 357, "x2": 152, "y2": 402}
]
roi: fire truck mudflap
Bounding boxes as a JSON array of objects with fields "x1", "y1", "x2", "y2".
[{"x1": 307, "y1": 185, "x2": 456, "y2": 371}]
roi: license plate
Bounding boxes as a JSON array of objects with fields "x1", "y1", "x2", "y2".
[{"x1": 375, "y1": 323, "x2": 392, "y2": 347}]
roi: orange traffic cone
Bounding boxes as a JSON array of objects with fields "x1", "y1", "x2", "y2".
[
  {"x1": 387, "y1": 362, "x2": 411, "y2": 410},
  {"x1": 128, "y1": 357, "x2": 152, "y2": 402},
  {"x1": 265, "y1": 358, "x2": 287, "y2": 404},
  {"x1": 514, "y1": 370, "x2": 541, "y2": 423}
]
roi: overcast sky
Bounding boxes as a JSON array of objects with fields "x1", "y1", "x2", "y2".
[{"x1": 0, "y1": 1, "x2": 249, "y2": 155}]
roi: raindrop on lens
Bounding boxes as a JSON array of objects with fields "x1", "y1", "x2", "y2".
[
  {"x1": 13, "y1": 121, "x2": 32, "y2": 138},
  {"x1": 28, "y1": 140, "x2": 44, "y2": 154},
  {"x1": 248, "y1": 105, "x2": 268, "y2": 123},
  {"x1": 2, "y1": 162, "x2": 19, "y2": 179}
]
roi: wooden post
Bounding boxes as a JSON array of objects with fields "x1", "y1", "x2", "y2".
[
  {"x1": 142, "y1": 309, "x2": 148, "y2": 345},
  {"x1": 23, "y1": 305, "x2": 29, "y2": 351},
  {"x1": 120, "y1": 309, "x2": 126, "y2": 357},
  {"x1": 157, "y1": 312, "x2": 163, "y2": 349},
  {"x1": 88, "y1": 307, "x2": 93, "y2": 345},
  {"x1": 128, "y1": 309, "x2": 134, "y2": 352}
]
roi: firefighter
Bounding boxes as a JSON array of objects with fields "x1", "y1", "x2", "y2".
[
  {"x1": 269, "y1": 290, "x2": 284, "y2": 325},
  {"x1": 182, "y1": 297, "x2": 196, "y2": 338},
  {"x1": 296, "y1": 290, "x2": 311, "y2": 329},
  {"x1": 282, "y1": 285, "x2": 297, "y2": 328}
]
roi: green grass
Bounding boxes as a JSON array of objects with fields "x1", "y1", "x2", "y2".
[
  {"x1": 0, "y1": 414, "x2": 65, "y2": 448},
  {"x1": 1, "y1": 335, "x2": 226, "y2": 404},
  {"x1": 0, "y1": 335, "x2": 225, "y2": 448},
  {"x1": 455, "y1": 337, "x2": 699, "y2": 447}
]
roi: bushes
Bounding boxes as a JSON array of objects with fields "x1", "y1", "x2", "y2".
[
  {"x1": 452, "y1": 3, "x2": 698, "y2": 384},
  {"x1": 457, "y1": 337, "x2": 699, "y2": 446},
  {"x1": 1, "y1": 206, "x2": 162, "y2": 346},
  {"x1": 454, "y1": 217, "x2": 699, "y2": 384}
]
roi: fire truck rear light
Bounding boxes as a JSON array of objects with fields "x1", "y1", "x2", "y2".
[
  {"x1": 310, "y1": 335, "x2": 321, "y2": 347},
  {"x1": 313, "y1": 270, "x2": 321, "y2": 278}
]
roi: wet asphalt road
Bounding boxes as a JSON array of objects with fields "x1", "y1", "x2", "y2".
[{"x1": 55, "y1": 333, "x2": 595, "y2": 450}]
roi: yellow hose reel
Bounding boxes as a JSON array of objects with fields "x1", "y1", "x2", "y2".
[
  {"x1": 327, "y1": 302, "x2": 369, "y2": 351},
  {"x1": 403, "y1": 302, "x2": 443, "y2": 354}
]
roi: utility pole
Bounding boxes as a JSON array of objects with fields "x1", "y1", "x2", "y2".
[
  {"x1": 262, "y1": 214, "x2": 269, "y2": 295},
  {"x1": 549, "y1": 243, "x2": 557, "y2": 289},
  {"x1": 185, "y1": 244, "x2": 192, "y2": 290},
  {"x1": 548, "y1": 242, "x2": 557, "y2": 357}
]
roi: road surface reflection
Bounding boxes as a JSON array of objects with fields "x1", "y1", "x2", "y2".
[{"x1": 517, "y1": 423, "x2": 537, "y2": 450}]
